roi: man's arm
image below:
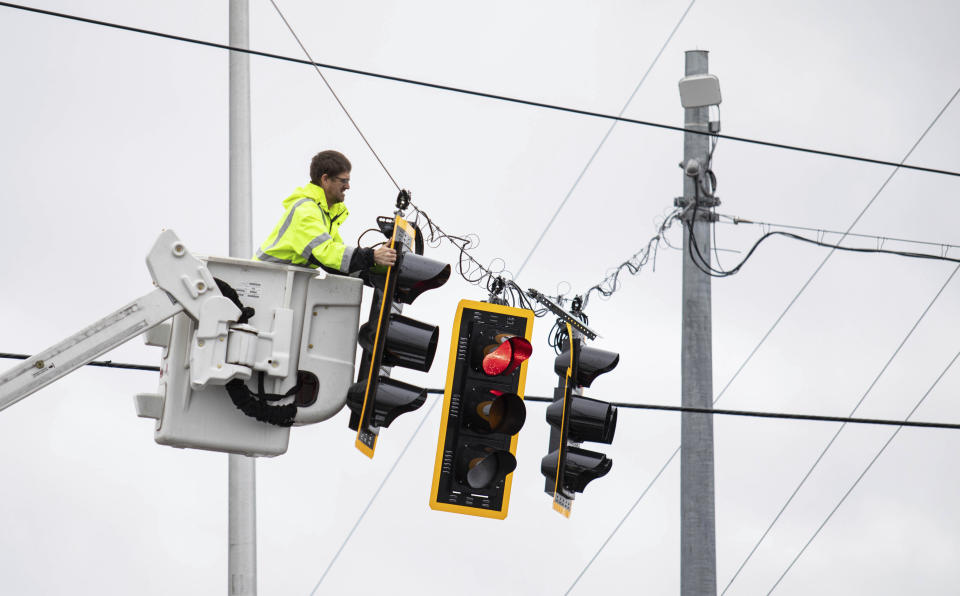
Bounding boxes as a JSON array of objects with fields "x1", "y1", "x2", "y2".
[{"x1": 346, "y1": 245, "x2": 396, "y2": 273}]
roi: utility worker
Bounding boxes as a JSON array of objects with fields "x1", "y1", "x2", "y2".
[{"x1": 255, "y1": 150, "x2": 396, "y2": 273}]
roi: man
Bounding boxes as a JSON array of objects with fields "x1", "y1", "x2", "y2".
[{"x1": 255, "y1": 150, "x2": 396, "y2": 273}]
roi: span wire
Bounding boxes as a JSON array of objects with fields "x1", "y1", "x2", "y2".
[
  {"x1": 767, "y1": 348, "x2": 960, "y2": 594},
  {"x1": 687, "y1": 198, "x2": 960, "y2": 278},
  {"x1": 266, "y1": 0, "x2": 400, "y2": 191},
  {"x1": 1, "y1": 2, "x2": 959, "y2": 178},
  {"x1": 566, "y1": 82, "x2": 960, "y2": 595},
  {"x1": 513, "y1": 0, "x2": 697, "y2": 280},
  {"x1": 718, "y1": 216, "x2": 960, "y2": 255},
  {"x1": 578, "y1": 208, "x2": 683, "y2": 307},
  {"x1": 720, "y1": 263, "x2": 960, "y2": 594},
  {"x1": 309, "y1": 397, "x2": 440, "y2": 595}
]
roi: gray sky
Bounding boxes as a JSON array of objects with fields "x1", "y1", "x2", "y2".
[{"x1": 2, "y1": 0, "x2": 959, "y2": 594}]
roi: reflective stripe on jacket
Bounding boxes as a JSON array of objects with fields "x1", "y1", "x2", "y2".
[{"x1": 254, "y1": 183, "x2": 354, "y2": 272}]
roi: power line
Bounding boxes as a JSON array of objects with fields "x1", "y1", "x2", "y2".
[
  {"x1": 521, "y1": 395, "x2": 960, "y2": 430},
  {"x1": 719, "y1": 215, "x2": 960, "y2": 255},
  {"x1": 767, "y1": 348, "x2": 960, "y2": 594},
  {"x1": 442, "y1": 390, "x2": 960, "y2": 431},
  {"x1": 721, "y1": 262, "x2": 960, "y2": 595},
  {"x1": 566, "y1": 81, "x2": 960, "y2": 594},
  {"x1": 567, "y1": 400, "x2": 960, "y2": 431},
  {"x1": 265, "y1": 0, "x2": 400, "y2": 192},
  {"x1": 0, "y1": 352, "x2": 159, "y2": 372},
  {"x1": 687, "y1": 202, "x2": 960, "y2": 280},
  {"x1": 404, "y1": 203, "x2": 544, "y2": 311},
  {"x1": 2, "y1": 2, "x2": 960, "y2": 178},
  {"x1": 513, "y1": 0, "x2": 698, "y2": 280},
  {"x1": 579, "y1": 208, "x2": 682, "y2": 307},
  {"x1": 267, "y1": 0, "x2": 535, "y2": 303},
  {"x1": 309, "y1": 394, "x2": 439, "y2": 595}
]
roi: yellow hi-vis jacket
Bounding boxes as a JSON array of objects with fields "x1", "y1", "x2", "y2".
[{"x1": 254, "y1": 183, "x2": 357, "y2": 273}]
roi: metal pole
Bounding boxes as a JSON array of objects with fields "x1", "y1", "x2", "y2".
[
  {"x1": 228, "y1": 1, "x2": 256, "y2": 595},
  {"x1": 680, "y1": 49, "x2": 717, "y2": 596}
]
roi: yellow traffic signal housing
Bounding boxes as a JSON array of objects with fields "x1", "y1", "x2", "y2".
[
  {"x1": 347, "y1": 215, "x2": 450, "y2": 458},
  {"x1": 542, "y1": 324, "x2": 619, "y2": 517},
  {"x1": 429, "y1": 300, "x2": 534, "y2": 519}
]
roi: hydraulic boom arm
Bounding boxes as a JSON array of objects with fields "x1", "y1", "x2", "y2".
[
  {"x1": 0, "y1": 289, "x2": 182, "y2": 412},
  {"x1": 0, "y1": 229, "x2": 222, "y2": 413}
]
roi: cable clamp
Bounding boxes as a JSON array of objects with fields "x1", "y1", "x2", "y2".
[
  {"x1": 487, "y1": 276, "x2": 506, "y2": 302},
  {"x1": 674, "y1": 197, "x2": 721, "y2": 221},
  {"x1": 395, "y1": 189, "x2": 411, "y2": 213}
]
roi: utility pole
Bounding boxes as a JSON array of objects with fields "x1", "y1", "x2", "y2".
[
  {"x1": 679, "y1": 49, "x2": 717, "y2": 596},
  {"x1": 228, "y1": 1, "x2": 256, "y2": 595}
]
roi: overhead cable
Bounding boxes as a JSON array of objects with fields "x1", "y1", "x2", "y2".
[
  {"x1": 404, "y1": 203, "x2": 544, "y2": 312},
  {"x1": 578, "y1": 208, "x2": 683, "y2": 309},
  {"x1": 2, "y1": 1, "x2": 960, "y2": 178},
  {"x1": 767, "y1": 348, "x2": 960, "y2": 594},
  {"x1": 687, "y1": 199, "x2": 960, "y2": 280},
  {"x1": 566, "y1": 81, "x2": 960, "y2": 595},
  {"x1": 309, "y1": 397, "x2": 440, "y2": 595},
  {"x1": 718, "y1": 215, "x2": 960, "y2": 255},
  {"x1": 519, "y1": 395, "x2": 960, "y2": 431},
  {"x1": 721, "y1": 263, "x2": 960, "y2": 595},
  {"x1": 267, "y1": 1, "x2": 536, "y2": 303},
  {"x1": 513, "y1": 0, "x2": 698, "y2": 280},
  {"x1": 265, "y1": 0, "x2": 400, "y2": 191}
]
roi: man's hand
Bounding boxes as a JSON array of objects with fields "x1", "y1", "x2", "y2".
[{"x1": 373, "y1": 245, "x2": 397, "y2": 266}]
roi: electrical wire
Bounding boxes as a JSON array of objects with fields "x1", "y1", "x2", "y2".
[
  {"x1": 309, "y1": 397, "x2": 440, "y2": 595},
  {"x1": 266, "y1": 0, "x2": 400, "y2": 191},
  {"x1": 513, "y1": 0, "x2": 698, "y2": 280},
  {"x1": 0, "y1": 352, "x2": 159, "y2": 372},
  {"x1": 766, "y1": 348, "x2": 960, "y2": 594},
  {"x1": 718, "y1": 215, "x2": 960, "y2": 255},
  {"x1": 566, "y1": 82, "x2": 960, "y2": 594},
  {"x1": 574, "y1": 122, "x2": 717, "y2": 308},
  {"x1": 517, "y1": 395, "x2": 960, "y2": 431},
  {"x1": 268, "y1": 1, "x2": 542, "y2": 304},
  {"x1": 687, "y1": 195, "x2": 960, "y2": 279},
  {"x1": 405, "y1": 201, "x2": 548, "y2": 313},
  {"x1": 720, "y1": 263, "x2": 960, "y2": 595},
  {"x1": 1, "y1": 2, "x2": 959, "y2": 178},
  {"x1": 577, "y1": 208, "x2": 683, "y2": 309}
]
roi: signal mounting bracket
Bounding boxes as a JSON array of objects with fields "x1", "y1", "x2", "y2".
[{"x1": 526, "y1": 289, "x2": 598, "y2": 340}]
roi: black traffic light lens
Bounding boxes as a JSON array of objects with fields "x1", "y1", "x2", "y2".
[
  {"x1": 393, "y1": 252, "x2": 451, "y2": 305},
  {"x1": 467, "y1": 390, "x2": 526, "y2": 435},
  {"x1": 359, "y1": 315, "x2": 439, "y2": 372},
  {"x1": 482, "y1": 336, "x2": 532, "y2": 376},
  {"x1": 460, "y1": 449, "x2": 517, "y2": 489},
  {"x1": 546, "y1": 396, "x2": 618, "y2": 444}
]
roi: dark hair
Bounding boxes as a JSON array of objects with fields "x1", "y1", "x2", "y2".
[{"x1": 309, "y1": 150, "x2": 351, "y2": 184}]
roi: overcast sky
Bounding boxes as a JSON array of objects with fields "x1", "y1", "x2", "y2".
[{"x1": 2, "y1": 0, "x2": 960, "y2": 594}]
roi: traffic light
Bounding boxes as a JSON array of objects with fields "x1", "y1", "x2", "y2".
[
  {"x1": 429, "y1": 299, "x2": 534, "y2": 519},
  {"x1": 542, "y1": 323, "x2": 619, "y2": 517},
  {"x1": 347, "y1": 214, "x2": 450, "y2": 458}
]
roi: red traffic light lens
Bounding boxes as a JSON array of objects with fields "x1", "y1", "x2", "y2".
[{"x1": 481, "y1": 336, "x2": 532, "y2": 376}]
